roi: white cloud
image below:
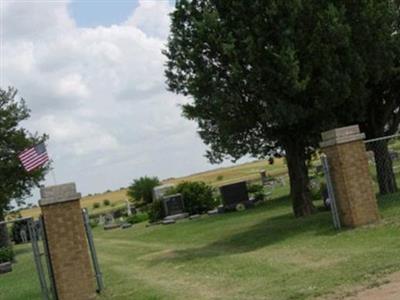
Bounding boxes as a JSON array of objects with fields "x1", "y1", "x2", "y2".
[
  {"x1": 125, "y1": 0, "x2": 173, "y2": 39},
  {"x1": 1, "y1": 1, "x2": 245, "y2": 199}
]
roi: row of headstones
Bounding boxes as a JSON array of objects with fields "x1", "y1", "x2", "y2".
[
  {"x1": 99, "y1": 172, "x2": 275, "y2": 228},
  {"x1": 155, "y1": 181, "x2": 263, "y2": 224}
]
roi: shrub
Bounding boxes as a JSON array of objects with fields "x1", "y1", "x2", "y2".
[
  {"x1": 310, "y1": 180, "x2": 323, "y2": 201},
  {"x1": 103, "y1": 199, "x2": 111, "y2": 206},
  {"x1": 247, "y1": 183, "x2": 264, "y2": 194},
  {"x1": 92, "y1": 202, "x2": 100, "y2": 209},
  {"x1": 216, "y1": 175, "x2": 224, "y2": 181},
  {"x1": 127, "y1": 176, "x2": 160, "y2": 207},
  {"x1": 148, "y1": 200, "x2": 165, "y2": 223},
  {"x1": 0, "y1": 246, "x2": 14, "y2": 263},
  {"x1": 113, "y1": 207, "x2": 126, "y2": 218},
  {"x1": 126, "y1": 212, "x2": 149, "y2": 224},
  {"x1": 247, "y1": 183, "x2": 266, "y2": 202},
  {"x1": 89, "y1": 218, "x2": 98, "y2": 229},
  {"x1": 171, "y1": 181, "x2": 216, "y2": 215}
]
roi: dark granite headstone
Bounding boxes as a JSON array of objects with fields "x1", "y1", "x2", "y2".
[
  {"x1": 103, "y1": 223, "x2": 119, "y2": 230},
  {"x1": 219, "y1": 181, "x2": 249, "y2": 208},
  {"x1": 0, "y1": 262, "x2": 12, "y2": 274},
  {"x1": 162, "y1": 219, "x2": 176, "y2": 225},
  {"x1": 120, "y1": 223, "x2": 133, "y2": 229},
  {"x1": 162, "y1": 193, "x2": 184, "y2": 216}
]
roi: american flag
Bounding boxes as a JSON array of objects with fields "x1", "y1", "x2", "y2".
[{"x1": 18, "y1": 143, "x2": 49, "y2": 172}]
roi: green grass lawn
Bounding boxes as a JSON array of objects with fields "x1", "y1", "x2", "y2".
[{"x1": 1, "y1": 194, "x2": 400, "y2": 300}]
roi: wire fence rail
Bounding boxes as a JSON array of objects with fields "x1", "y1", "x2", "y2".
[{"x1": 365, "y1": 133, "x2": 400, "y2": 196}]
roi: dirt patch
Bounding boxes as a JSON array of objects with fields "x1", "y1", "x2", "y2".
[
  {"x1": 326, "y1": 272, "x2": 400, "y2": 300},
  {"x1": 345, "y1": 272, "x2": 400, "y2": 300}
]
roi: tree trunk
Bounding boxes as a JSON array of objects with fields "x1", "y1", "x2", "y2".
[
  {"x1": 0, "y1": 209, "x2": 10, "y2": 248},
  {"x1": 371, "y1": 140, "x2": 398, "y2": 195},
  {"x1": 284, "y1": 140, "x2": 316, "y2": 217}
]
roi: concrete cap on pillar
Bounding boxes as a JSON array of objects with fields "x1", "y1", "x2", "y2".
[
  {"x1": 39, "y1": 182, "x2": 81, "y2": 207},
  {"x1": 320, "y1": 125, "x2": 365, "y2": 148}
]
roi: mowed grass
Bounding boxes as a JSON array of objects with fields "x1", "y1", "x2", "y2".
[
  {"x1": 3, "y1": 194, "x2": 400, "y2": 300},
  {"x1": 17, "y1": 159, "x2": 282, "y2": 220}
]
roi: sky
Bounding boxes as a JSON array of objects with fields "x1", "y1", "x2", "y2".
[{"x1": 1, "y1": 0, "x2": 250, "y2": 205}]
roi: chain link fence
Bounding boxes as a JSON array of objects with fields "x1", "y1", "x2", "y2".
[{"x1": 365, "y1": 134, "x2": 400, "y2": 196}]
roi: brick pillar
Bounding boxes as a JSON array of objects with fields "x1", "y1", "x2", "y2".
[
  {"x1": 39, "y1": 183, "x2": 96, "y2": 300},
  {"x1": 320, "y1": 125, "x2": 380, "y2": 227}
]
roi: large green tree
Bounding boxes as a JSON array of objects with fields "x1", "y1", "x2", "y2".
[
  {"x1": 164, "y1": 0, "x2": 367, "y2": 216},
  {"x1": 0, "y1": 87, "x2": 49, "y2": 247},
  {"x1": 127, "y1": 176, "x2": 160, "y2": 208},
  {"x1": 346, "y1": 1, "x2": 400, "y2": 195}
]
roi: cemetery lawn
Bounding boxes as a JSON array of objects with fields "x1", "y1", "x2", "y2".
[{"x1": 2, "y1": 194, "x2": 400, "y2": 300}]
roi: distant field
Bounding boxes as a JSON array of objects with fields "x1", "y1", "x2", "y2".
[
  {"x1": 17, "y1": 159, "x2": 288, "y2": 219},
  {"x1": 164, "y1": 158, "x2": 287, "y2": 187}
]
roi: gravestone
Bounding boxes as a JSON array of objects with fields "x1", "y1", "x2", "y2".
[
  {"x1": 162, "y1": 193, "x2": 184, "y2": 216},
  {"x1": 153, "y1": 184, "x2": 175, "y2": 201},
  {"x1": 98, "y1": 215, "x2": 105, "y2": 225},
  {"x1": 126, "y1": 200, "x2": 134, "y2": 216},
  {"x1": 260, "y1": 169, "x2": 267, "y2": 185},
  {"x1": 120, "y1": 223, "x2": 133, "y2": 229},
  {"x1": 0, "y1": 262, "x2": 12, "y2": 274},
  {"x1": 219, "y1": 181, "x2": 249, "y2": 209},
  {"x1": 104, "y1": 214, "x2": 114, "y2": 225}
]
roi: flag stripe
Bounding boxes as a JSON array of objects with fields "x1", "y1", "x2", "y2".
[
  {"x1": 18, "y1": 143, "x2": 49, "y2": 172},
  {"x1": 24, "y1": 154, "x2": 48, "y2": 169},
  {"x1": 24, "y1": 152, "x2": 48, "y2": 165},
  {"x1": 26, "y1": 158, "x2": 49, "y2": 171},
  {"x1": 26, "y1": 156, "x2": 48, "y2": 171},
  {"x1": 23, "y1": 152, "x2": 47, "y2": 166},
  {"x1": 19, "y1": 150, "x2": 38, "y2": 161},
  {"x1": 19, "y1": 149, "x2": 36, "y2": 159}
]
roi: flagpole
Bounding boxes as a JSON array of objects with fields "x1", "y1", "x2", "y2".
[{"x1": 51, "y1": 169, "x2": 57, "y2": 185}]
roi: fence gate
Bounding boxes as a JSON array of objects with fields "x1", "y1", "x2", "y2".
[
  {"x1": 320, "y1": 155, "x2": 341, "y2": 230},
  {"x1": 0, "y1": 217, "x2": 56, "y2": 300},
  {"x1": 82, "y1": 208, "x2": 104, "y2": 293}
]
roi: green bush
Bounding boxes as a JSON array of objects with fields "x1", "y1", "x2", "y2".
[
  {"x1": 113, "y1": 207, "x2": 126, "y2": 218},
  {"x1": 216, "y1": 175, "x2": 224, "y2": 181},
  {"x1": 247, "y1": 183, "x2": 266, "y2": 202},
  {"x1": 148, "y1": 200, "x2": 165, "y2": 223},
  {"x1": 126, "y1": 212, "x2": 149, "y2": 224},
  {"x1": 310, "y1": 181, "x2": 323, "y2": 201},
  {"x1": 0, "y1": 246, "x2": 14, "y2": 263},
  {"x1": 93, "y1": 202, "x2": 100, "y2": 209},
  {"x1": 127, "y1": 176, "x2": 160, "y2": 207},
  {"x1": 171, "y1": 181, "x2": 216, "y2": 215},
  {"x1": 89, "y1": 218, "x2": 98, "y2": 229},
  {"x1": 103, "y1": 199, "x2": 111, "y2": 206}
]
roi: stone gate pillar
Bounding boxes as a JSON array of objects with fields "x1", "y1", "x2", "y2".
[
  {"x1": 39, "y1": 183, "x2": 96, "y2": 300},
  {"x1": 320, "y1": 125, "x2": 380, "y2": 227}
]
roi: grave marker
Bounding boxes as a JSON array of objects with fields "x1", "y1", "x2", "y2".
[{"x1": 162, "y1": 193, "x2": 184, "y2": 216}]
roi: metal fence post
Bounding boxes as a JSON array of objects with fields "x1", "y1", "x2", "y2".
[
  {"x1": 82, "y1": 209, "x2": 104, "y2": 292},
  {"x1": 40, "y1": 216, "x2": 58, "y2": 300},
  {"x1": 28, "y1": 218, "x2": 51, "y2": 300},
  {"x1": 321, "y1": 155, "x2": 341, "y2": 230}
]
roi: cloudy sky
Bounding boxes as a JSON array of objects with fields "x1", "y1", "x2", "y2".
[{"x1": 1, "y1": 0, "x2": 249, "y2": 203}]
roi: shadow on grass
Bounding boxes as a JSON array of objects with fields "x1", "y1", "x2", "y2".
[{"x1": 148, "y1": 197, "x2": 336, "y2": 265}]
